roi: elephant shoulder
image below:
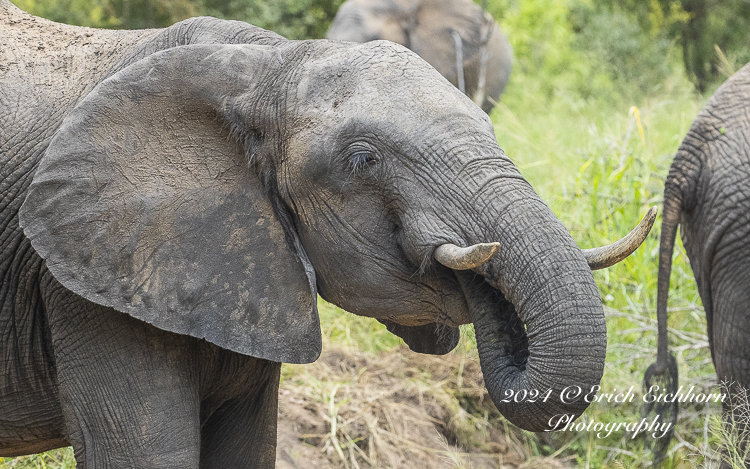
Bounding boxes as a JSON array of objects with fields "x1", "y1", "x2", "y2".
[
  {"x1": 109, "y1": 16, "x2": 289, "y2": 74},
  {"x1": 136, "y1": 17, "x2": 286, "y2": 57}
]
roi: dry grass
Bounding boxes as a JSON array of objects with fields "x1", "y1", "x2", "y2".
[
  {"x1": 275, "y1": 339, "x2": 567, "y2": 469},
  {"x1": 691, "y1": 384, "x2": 750, "y2": 468}
]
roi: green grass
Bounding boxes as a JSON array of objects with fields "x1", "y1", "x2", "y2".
[
  {"x1": 317, "y1": 301, "x2": 403, "y2": 354},
  {"x1": 0, "y1": 450, "x2": 75, "y2": 469}
]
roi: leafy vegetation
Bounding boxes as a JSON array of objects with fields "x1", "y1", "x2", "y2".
[
  {"x1": 11, "y1": 0, "x2": 345, "y2": 37},
  {"x1": 3, "y1": 0, "x2": 748, "y2": 467},
  {"x1": 592, "y1": 0, "x2": 750, "y2": 93}
]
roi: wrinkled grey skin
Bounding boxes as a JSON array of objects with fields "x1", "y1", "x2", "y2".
[
  {"x1": 650, "y1": 63, "x2": 750, "y2": 462},
  {"x1": 1, "y1": 1, "x2": 604, "y2": 467},
  {"x1": 326, "y1": 0, "x2": 513, "y2": 113}
]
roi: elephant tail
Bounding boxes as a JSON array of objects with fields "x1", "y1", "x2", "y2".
[
  {"x1": 653, "y1": 181, "x2": 682, "y2": 375},
  {"x1": 642, "y1": 173, "x2": 683, "y2": 465}
]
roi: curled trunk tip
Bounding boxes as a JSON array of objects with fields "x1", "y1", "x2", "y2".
[
  {"x1": 583, "y1": 206, "x2": 657, "y2": 270},
  {"x1": 434, "y1": 242, "x2": 500, "y2": 270}
]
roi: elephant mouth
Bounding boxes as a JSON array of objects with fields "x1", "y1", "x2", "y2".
[{"x1": 458, "y1": 272, "x2": 529, "y2": 365}]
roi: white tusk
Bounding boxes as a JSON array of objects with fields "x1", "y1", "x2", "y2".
[
  {"x1": 434, "y1": 242, "x2": 500, "y2": 270},
  {"x1": 583, "y1": 206, "x2": 658, "y2": 270}
]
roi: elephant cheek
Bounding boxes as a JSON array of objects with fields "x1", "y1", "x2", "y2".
[
  {"x1": 385, "y1": 287, "x2": 470, "y2": 327},
  {"x1": 435, "y1": 290, "x2": 471, "y2": 326},
  {"x1": 313, "y1": 257, "x2": 470, "y2": 326}
]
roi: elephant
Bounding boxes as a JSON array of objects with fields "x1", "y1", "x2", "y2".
[
  {"x1": 325, "y1": 0, "x2": 513, "y2": 113},
  {"x1": 1, "y1": 1, "x2": 655, "y2": 467},
  {"x1": 646, "y1": 63, "x2": 750, "y2": 464}
]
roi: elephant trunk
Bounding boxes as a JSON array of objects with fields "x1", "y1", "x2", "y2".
[{"x1": 454, "y1": 187, "x2": 607, "y2": 431}]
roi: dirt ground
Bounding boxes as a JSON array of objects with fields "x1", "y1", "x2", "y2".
[{"x1": 274, "y1": 346, "x2": 571, "y2": 469}]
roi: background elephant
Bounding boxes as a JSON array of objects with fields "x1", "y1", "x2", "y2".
[
  {"x1": 647, "y1": 63, "x2": 750, "y2": 464},
  {"x1": 326, "y1": 0, "x2": 513, "y2": 113},
  {"x1": 1, "y1": 1, "x2": 651, "y2": 467}
]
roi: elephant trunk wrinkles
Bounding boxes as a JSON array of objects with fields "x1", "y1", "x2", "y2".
[{"x1": 457, "y1": 189, "x2": 607, "y2": 432}]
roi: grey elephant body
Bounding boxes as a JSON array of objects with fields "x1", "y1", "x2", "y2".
[
  {"x1": 653, "y1": 63, "x2": 750, "y2": 460},
  {"x1": 2, "y1": 2, "x2": 612, "y2": 467},
  {"x1": 1, "y1": 7, "x2": 290, "y2": 464},
  {"x1": 326, "y1": 0, "x2": 512, "y2": 112}
]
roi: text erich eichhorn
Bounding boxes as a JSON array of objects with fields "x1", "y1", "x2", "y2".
[{"x1": 496, "y1": 385, "x2": 726, "y2": 438}]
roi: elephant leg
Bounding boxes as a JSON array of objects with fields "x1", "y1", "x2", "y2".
[
  {"x1": 709, "y1": 267, "x2": 750, "y2": 464},
  {"x1": 199, "y1": 360, "x2": 281, "y2": 469},
  {"x1": 710, "y1": 267, "x2": 750, "y2": 389},
  {"x1": 43, "y1": 281, "x2": 202, "y2": 468}
]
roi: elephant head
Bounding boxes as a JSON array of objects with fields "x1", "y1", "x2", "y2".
[
  {"x1": 19, "y1": 40, "x2": 652, "y2": 431},
  {"x1": 326, "y1": 0, "x2": 513, "y2": 112}
]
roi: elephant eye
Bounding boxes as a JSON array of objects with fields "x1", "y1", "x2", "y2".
[{"x1": 349, "y1": 149, "x2": 378, "y2": 173}]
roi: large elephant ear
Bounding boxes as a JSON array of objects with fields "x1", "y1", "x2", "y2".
[{"x1": 19, "y1": 44, "x2": 322, "y2": 364}]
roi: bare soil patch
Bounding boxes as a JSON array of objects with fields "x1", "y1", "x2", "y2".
[{"x1": 275, "y1": 346, "x2": 570, "y2": 469}]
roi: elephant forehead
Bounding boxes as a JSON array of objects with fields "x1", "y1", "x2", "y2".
[
  {"x1": 351, "y1": 41, "x2": 446, "y2": 84},
  {"x1": 295, "y1": 42, "x2": 482, "y2": 123},
  {"x1": 300, "y1": 41, "x2": 443, "y2": 91}
]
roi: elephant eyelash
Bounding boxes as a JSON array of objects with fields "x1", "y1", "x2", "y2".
[{"x1": 348, "y1": 149, "x2": 378, "y2": 174}]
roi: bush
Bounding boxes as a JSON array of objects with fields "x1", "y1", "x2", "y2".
[
  {"x1": 570, "y1": 3, "x2": 674, "y2": 98},
  {"x1": 201, "y1": 0, "x2": 344, "y2": 39},
  {"x1": 11, "y1": 0, "x2": 344, "y2": 36}
]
